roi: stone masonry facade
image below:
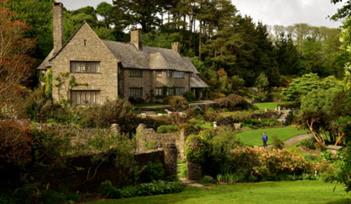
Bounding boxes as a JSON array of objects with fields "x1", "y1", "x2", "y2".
[
  {"x1": 50, "y1": 23, "x2": 118, "y2": 104},
  {"x1": 39, "y1": 2, "x2": 207, "y2": 105}
]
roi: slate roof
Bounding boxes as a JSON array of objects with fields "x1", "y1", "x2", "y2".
[
  {"x1": 103, "y1": 40, "x2": 199, "y2": 73},
  {"x1": 37, "y1": 50, "x2": 54, "y2": 70},
  {"x1": 191, "y1": 74, "x2": 209, "y2": 88}
]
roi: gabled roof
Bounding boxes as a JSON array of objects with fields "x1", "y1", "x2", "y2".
[
  {"x1": 191, "y1": 74, "x2": 209, "y2": 88},
  {"x1": 37, "y1": 50, "x2": 54, "y2": 70},
  {"x1": 103, "y1": 40, "x2": 198, "y2": 73},
  {"x1": 38, "y1": 22, "x2": 200, "y2": 76}
]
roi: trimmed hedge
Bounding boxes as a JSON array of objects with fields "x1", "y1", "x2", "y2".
[{"x1": 100, "y1": 180, "x2": 185, "y2": 199}]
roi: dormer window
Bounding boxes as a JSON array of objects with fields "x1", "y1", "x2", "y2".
[{"x1": 70, "y1": 61, "x2": 100, "y2": 73}]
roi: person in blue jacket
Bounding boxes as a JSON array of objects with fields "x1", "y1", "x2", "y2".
[{"x1": 262, "y1": 132, "x2": 268, "y2": 148}]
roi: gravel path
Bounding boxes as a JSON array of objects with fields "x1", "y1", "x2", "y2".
[{"x1": 283, "y1": 134, "x2": 313, "y2": 147}]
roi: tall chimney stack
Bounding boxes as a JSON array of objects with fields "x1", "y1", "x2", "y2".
[
  {"x1": 53, "y1": 1, "x2": 64, "y2": 55},
  {"x1": 130, "y1": 29, "x2": 142, "y2": 50},
  {"x1": 172, "y1": 42, "x2": 180, "y2": 54}
]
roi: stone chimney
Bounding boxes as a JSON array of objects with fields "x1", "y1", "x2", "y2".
[
  {"x1": 172, "y1": 42, "x2": 180, "y2": 53},
  {"x1": 130, "y1": 29, "x2": 142, "y2": 50},
  {"x1": 53, "y1": 1, "x2": 64, "y2": 55}
]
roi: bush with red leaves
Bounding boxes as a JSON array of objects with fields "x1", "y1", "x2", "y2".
[{"x1": 0, "y1": 120, "x2": 32, "y2": 167}]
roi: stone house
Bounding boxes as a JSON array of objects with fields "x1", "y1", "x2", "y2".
[{"x1": 38, "y1": 2, "x2": 208, "y2": 105}]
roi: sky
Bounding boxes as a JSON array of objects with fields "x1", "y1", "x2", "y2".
[{"x1": 60, "y1": 0, "x2": 342, "y2": 28}]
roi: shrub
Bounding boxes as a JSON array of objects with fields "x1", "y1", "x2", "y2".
[
  {"x1": 300, "y1": 138, "x2": 316, "y2": 150},
  {"x1": 24, "y1": 88, "x2": 80, "y2": 124},
  {"x1": 201, "y1": 175, "x2": 216, "y2": 184},
  {"x1": 100, "y1": 180, "x2": 185, "y2": 199},
  {"x1": 13, "y1": 184, "x2": 75, "y2": 204},
  {"x1": 138, "y1": 162, "x2": 166, "y2": 183},
  {"x1": 183, "y1": 91, "x2": 195, "y2": 102},
  {"x1": 272, "y1": 136, "x2": 285, "y2": 149},
  {"x1": 209, "y1": 92, "x2": 225, "y2": 100},
  {"x1": 229, "y1": 147, "x2": 313, "y2": 181},
  {"x1": 278, "y1": 101, "x2": 299, "y2": 109},
  {"x1": 157, "y1": 125, "x2": 178, "y2": 133},
  {"x1": 165, "y1": 96, "x2": 188, "y2": 111},
  {"x1": 0, "y1": 120, "x2": 32, "y2": 167},
  {"x1": 214, "y1": 94, "x2": 253, "y2": 111},
  {"x1": 79, "y1": 99, "x2": 134, "y2": 129},
  {"x1": 242, "y1": 118, "x2": 280, "y2": 129},
  {"x1": 186, "y1": 135, "x2": 209, "y2": 164}
]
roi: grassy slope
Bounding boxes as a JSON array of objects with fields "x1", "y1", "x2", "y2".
[
  {"x1": 255, "y1": 102, "x2": 278, "y2": 110},
  {"x1": 88, "y1": 181, "x2": 350, "y2": 204},
  {"x1": 236, "y1": 126, "x2": 307, "y2": 146}
]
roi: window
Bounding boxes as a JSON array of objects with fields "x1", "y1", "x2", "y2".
[
  {"x1": 70, "y1": 61, "x2": 100, "y2": 73},
  {"x1": 70, "y1": 90, "x2": 100, "y2": 105},
  {"x1": 154, "y1": 88, "x2": 163, "y2": 97},
  {"x1": 129, "y1": 88, "x2": 143, "y2": 98},
  {"x1": 166, "y1": 88, "x2": 174, "y2": 96},
  {"x1": 166, "y1": 70, "x2": 173, "y2": 78},
  {"x1": 173, "y1": 71, "x2": 185, "y2": 79},
  {"x1": 174, "y1": 87, "x2": 185, "y2": 96},
  {"x1": 156, "y1": 71, "x2": 163, "y2": 77},
  {"x1": 129, "y1": 69, "x2": 143, "y2": 78}
]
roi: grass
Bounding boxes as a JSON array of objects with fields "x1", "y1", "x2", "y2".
[
  {"x1": 236, "y1": 126, "x2": 307, "y2": 146},
  {"x1": 87, "y1": 181, "x2": 351, "y2": 204},
  {"x1": 255, "y1": 102, "x2": 278, "y2": 110}
]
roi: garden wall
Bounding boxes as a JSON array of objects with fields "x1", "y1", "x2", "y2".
[{"x1": 135, "y1": 124, "x2": 185, "y2": 160}]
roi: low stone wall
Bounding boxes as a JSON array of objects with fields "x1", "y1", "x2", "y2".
[{"x1": 135, "y1": 124, "x2": 186, "y2": 160}]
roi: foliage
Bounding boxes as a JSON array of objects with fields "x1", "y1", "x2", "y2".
[
  {"x1": 183, "y1": 91, "x2": 195, "y2": 102},
  {"x1": 165, "y1": 96, "x2": 188, "y2": 111},
  {"x1": 272, "y1": 136, "x2": 285, "y2": 149},
  {"x1": 31, "y1": 123, "x2": 136, "y2": 157},
  {"x1": 201, "y1": 176, "x2": 216, "y2": 184},
  {"x1": 100, "y1": 180, "x2": 185, "y2": 199},
  {"x1": 0, "y1": 3, "x2": 34, "y2": 104},
  {"x1": 282, "y1": 74, "x2": 342, "y2": 104},
  {"x1": 186, "y1": 135, "x2": 209, "y2": 164},
  {"x1": 0, "y1": 120, "x2": 32, "y2": 167},
  {"x1": 138, "y1": 162, "x2": 166, "y2": 183},
  {"x1": 79, "y1": 99, "x2": 134, "y2": 129},
  {"x1": 216, "y1": 110, "x2": 279, "y2": 126},
  {"x1": 255, "y1": 73, "x2": 270, "y2": 90},
  {"x1": 12, "y1": 183, "x2": 78, "y2": 204},
  {"x1": 157, "y1": 125, "x2": 178, "y2": 134},
  {"x1": 229, "y1": 147, "x2": 313, "y2": 181},
  {"x1": 186, "y1": 128, "x2": 242, "y2": 177},
  {"x1": 242, "y1": 118, "x2": 280, "y2": 129},
  {"x1": 299, "y1": 138, "x2": 316, "y2": 150},
  {"x1": 214, "y1": 94, "x2": 253, "y2": 111}
]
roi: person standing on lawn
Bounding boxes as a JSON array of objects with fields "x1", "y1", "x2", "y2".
[{"x1": 262, "y1": 132, "x2": 268, "y2": 148}]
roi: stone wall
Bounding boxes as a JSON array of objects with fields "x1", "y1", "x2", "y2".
[{"x1": 135, "y1": 124, "x2": 186, "y2": 161}]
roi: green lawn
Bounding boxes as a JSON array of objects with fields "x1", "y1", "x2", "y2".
[
  {"x1": 255, "y1": 102, "x2": 279, "y2": 110},
  {"x1": 87, "y1": 181, "x2": 350, "y2": 204},
  {"x1": 236, "y1": 126, "x2": 307, "y2": 146}
]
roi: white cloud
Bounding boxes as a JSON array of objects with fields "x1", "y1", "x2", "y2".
[
  {"x1": 59, "y1": 0, "x2": 342, "y2": 27},
  {"x1": 232, "y1": 0, "x2": 341, "y2": 27}
]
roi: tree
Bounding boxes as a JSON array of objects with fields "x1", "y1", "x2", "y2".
[
  {"x1": 274, "y1": 33, "x2": 302, "y2": 75},
  {"x1": 331, "y1": 0, "x2": 351, "y2": 20},
  {"x1": 7, "y1": 0, "x2": 52, "y2": 59},
  {"x1": 112, "y1": 0, "x2": 163, "y2": 32},
  {"x1": 0, "y1": 1, "x2": 34, "y2": 102},
  {"x1": 300, "y1": 88, "x2": 341, "y2": 145}
]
